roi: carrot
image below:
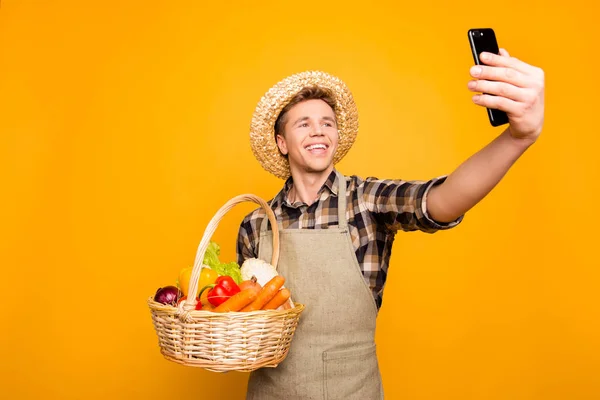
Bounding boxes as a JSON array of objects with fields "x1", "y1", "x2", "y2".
[
  {"x1": 261, "y1": 288, "x2": 291, "y2": 310},
  {"x1": 241, "y1": 275, "x2": 285, "y2": 312},
  {"x1": 213, "y1": 288, "x2": 259, "y2": 313},
  {"x1": 277, "y1": 300, "x2": 293, "y2": 311}
]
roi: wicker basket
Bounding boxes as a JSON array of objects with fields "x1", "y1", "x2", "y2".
[{"x1": 147, "y1": 194, "x2": 305, "y2": 372}]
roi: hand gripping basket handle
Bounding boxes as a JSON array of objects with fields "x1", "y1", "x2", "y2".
[{"x1": 183, "y1": 194, "x2": 280, "y2": 311}]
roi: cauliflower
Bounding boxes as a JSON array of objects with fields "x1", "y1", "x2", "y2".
[{"x1": 240, "y1": 258, "x2": 278, "y2": 287}]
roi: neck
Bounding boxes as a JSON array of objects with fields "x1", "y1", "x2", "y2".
[{"x1": 288, "y1": 166, "x2": 334, "y2": 206}]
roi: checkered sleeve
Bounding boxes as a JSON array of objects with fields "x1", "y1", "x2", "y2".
[
  {"x1": 236, "y1": 214, "x2": 260, "y2": 265},
  {"x1": 362, "y1": 175, "x2": 463, "y2": 233}
]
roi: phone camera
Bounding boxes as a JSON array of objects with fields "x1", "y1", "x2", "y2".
[{"x1": 474, "y1": 31, "x2": 483, "y2": 37}]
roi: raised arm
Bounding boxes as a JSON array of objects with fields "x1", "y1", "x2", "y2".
[{"x1": 427, "y1": 49, "x2": 545, "y2": 223}]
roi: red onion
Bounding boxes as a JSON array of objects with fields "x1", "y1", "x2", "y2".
[{"x1": 154, "y1": 286, "x2": 181, "y2": 305}]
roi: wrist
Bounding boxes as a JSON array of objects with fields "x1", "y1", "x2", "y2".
[{"x1": 505, "y1": 126, "x2": 537, "y2": 151}]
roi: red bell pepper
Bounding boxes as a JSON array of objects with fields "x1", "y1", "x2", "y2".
[{"x1": 202, "y1": 276, "x2": 241, "y2": 306}]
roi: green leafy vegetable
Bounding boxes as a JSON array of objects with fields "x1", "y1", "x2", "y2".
[
  {"x1": 203, "y1": 241, "x2": 221, "y2": 268},
  {"x1": 202, "y1": 241, "x2": 243, "y2": 284},
  {"x1": 212, "y1": 261, "x2": 242, "y2": 284}
]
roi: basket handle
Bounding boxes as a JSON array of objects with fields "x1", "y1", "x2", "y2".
[{"x1": 183, "y1": 194, "x2": 280, "y2": 311}]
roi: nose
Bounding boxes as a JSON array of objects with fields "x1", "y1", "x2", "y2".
[{"x1": 310, "y1": 123, "x2": 324, "y2": 136}]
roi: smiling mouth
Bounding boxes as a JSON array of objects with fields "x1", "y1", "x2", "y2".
[{"x1": 305, "y1": 144, "x2": 328, "y2": 151}]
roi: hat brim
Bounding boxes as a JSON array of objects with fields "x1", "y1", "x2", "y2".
[{"x1": 250, "y1": 71, "x2": 358, "y2": 180}]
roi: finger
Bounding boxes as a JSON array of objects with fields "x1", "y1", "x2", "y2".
[
  {"x1": 472, "y1": 93, "x2": 520, "y2": 115},
  {"x1": 470, "y1": 65, "x2": 529, "y2": 88},
  {"x1": 499, "y1": 48, "x2": 510, "y2": 57},
  {"x1": 467, "y1": 79, "x2": 530, "y2": 102},
  {"x1": 479, "y1": 51, "x2": 532, "y2": 74}
]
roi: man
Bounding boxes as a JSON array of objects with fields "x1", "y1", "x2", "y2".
[{"x1": 237, "y1": 49, "x2": 545, "y2": 399}]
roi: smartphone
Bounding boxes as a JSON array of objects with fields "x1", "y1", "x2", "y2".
[{"x1": 468, "y1": 28, "x2": 509, "y2": 127}]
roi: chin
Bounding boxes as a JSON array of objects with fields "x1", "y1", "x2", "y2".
[
  {"x1": 304, "y1": 162, "x2": 334, "y2": 174},
  {"x1": 290, "y1": 155, "x2": 336, "y2": 175}
]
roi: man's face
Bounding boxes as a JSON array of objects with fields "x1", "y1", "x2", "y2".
[{"x1": 276, "y1": 99, "x2": 339, "y2": 176}]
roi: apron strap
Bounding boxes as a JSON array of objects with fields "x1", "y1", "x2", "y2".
[
  {"x1": 259, "y1": 195, "x2": 279, "y2": 234},
  {"x1": 335, "y1": 170, "x2": 348, "y2": 230}
]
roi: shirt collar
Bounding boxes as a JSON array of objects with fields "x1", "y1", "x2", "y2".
[{"x1": 275, "y1": 169, "x2": 339, "y2": 208}]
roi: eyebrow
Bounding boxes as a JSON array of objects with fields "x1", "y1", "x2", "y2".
[{"x1": 292, "y1": 115, "x2": 337, "y2": 126}]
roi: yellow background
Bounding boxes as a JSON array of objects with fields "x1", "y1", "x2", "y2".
[{"x1": 1, "y1": 1, "x2": 598, "y2": 399}]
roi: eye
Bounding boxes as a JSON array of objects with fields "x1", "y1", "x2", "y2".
[
  {"x1": 300, "y1": 123, "x2": 309, "y2": 128},
  {"x1": 324, "y1": 122, "x2": 332, "y2": 127}
]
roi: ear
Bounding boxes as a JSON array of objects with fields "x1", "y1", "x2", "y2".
[{"x1": 276, "y1": 134, "x2": 288, "y2": 155}]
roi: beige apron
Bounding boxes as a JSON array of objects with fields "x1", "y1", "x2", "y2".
[{"x1": 246, "y1": 171, "x2": 384, "y2": 400}]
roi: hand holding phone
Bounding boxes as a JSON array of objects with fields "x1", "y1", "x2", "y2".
[{"x1": 468, "y1": 28, "x2": 509, "y2": 127}]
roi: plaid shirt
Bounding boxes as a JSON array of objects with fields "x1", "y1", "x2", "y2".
[{"x1": 236, "y1": 169, "x2": 462, "y2": 309}]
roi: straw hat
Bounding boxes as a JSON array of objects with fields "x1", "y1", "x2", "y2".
[{"x1": 249, "y1": 70, "x2": 359, "y2": 180}]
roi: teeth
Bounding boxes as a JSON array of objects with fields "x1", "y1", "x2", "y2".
[{"x1": 306, "y1": 144, "x2": 327, "y2": 150}]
